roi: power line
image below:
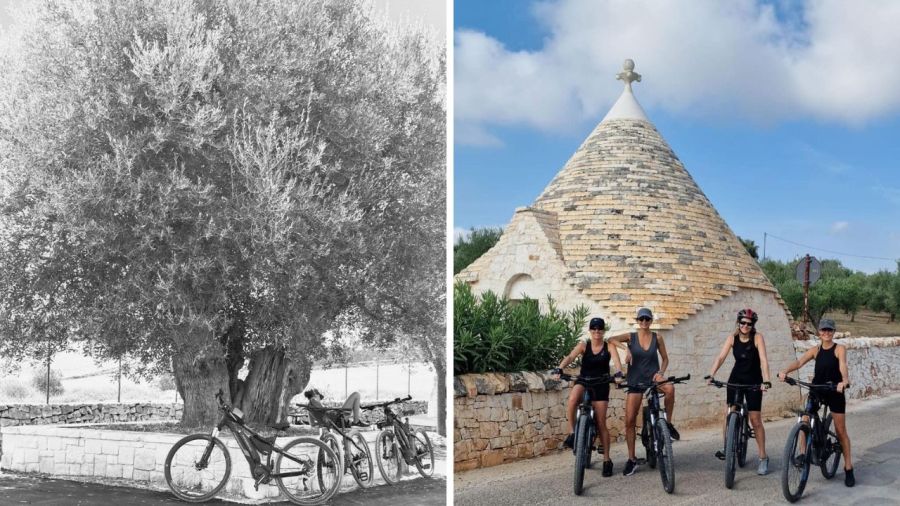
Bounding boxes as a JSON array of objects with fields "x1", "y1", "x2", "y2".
[{"x1": 765, "y1": 233, "x2": 897, "y2": 262}]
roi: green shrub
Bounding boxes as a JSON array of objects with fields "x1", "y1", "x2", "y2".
[
  {"x1": 454, "y1": 281, "x2": 588, "y2": 374},
  {"x1": 32, "y1": 368, "x2": 65, "y2": 397}
]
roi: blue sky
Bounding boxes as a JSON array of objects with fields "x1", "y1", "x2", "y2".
[{"x1": 454, "y1": 0, "x2": 900, "y2": 274}]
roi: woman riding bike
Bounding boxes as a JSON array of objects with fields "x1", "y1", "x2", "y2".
[
  {"x1": 778, "y1": 318, "x2": 855, "y2": 487},
  {"x1": 707, "y1": 308, "x2": 773, "y2": 475},
  {"x1": 608, "y1": 307, "x2": 678, "y2": 477},
  {"x1": 553, "y1": 317, "x2": 623, "y2": 477}
]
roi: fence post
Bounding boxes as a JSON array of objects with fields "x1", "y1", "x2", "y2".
[
  {"x1": 345, "y1": 365, "x2": 348, "y2": 398},
  {"x1": 118, "y1": 356, "x2": 122, "y2": 403},
  {"x1": 376, "y1": 359, "x2": 379, "y2": 400},
  {"x1": 46, "y1": 348, "x2": 51, "y2": 405},
  {"x1": 408, "y1": 359, "x2": 411, "y2": 396}
]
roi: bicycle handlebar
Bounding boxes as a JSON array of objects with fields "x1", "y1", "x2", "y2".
[
  {"x1": 703, "y1": 376, "x2": 764, "y2": 390},
  {"x1": 783, "y1": 376, "x2": 838, "y2": 391},
  {"x1": 360, "y1": 394, "x2": 413, "y2": 410},
  {"x1": 619, "y1": 374, "x2": 691, "y2": 392},
  {"x1": 557, "y1": 373, "x2": 620, "y2": 384}
]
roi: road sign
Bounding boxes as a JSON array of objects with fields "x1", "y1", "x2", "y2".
[{"x1": 795, "y1": 256, "x2": 821, "y2": 285}]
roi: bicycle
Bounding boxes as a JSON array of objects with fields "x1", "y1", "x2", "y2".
[
  {"x1": 363, "y1": 395, "x2": 434, "y2": 484},
  {"x1": 621, "y1": 374, "x2": 690, "y2": 494},
  {"x1": 557, "y1": 372, "x2": 619, "y2": 495},
  {"x1": 299, "y1": 404, "x2": 375, "y2": 489},
  {"x1": 705, "y1": 376, "x2": 763, "y2": 488},
  {"x1": 780, "y1": 377, "x2": 843, "y2": 503},
  {"x1": 164, "y1": 390, "x2": 341, "y2": 505}
]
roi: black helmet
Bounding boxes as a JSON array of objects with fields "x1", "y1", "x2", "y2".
[
  {"x1": 736, "y1": 308, "x2": 758, "y2": 325},
  {"x1": 589, "y1": 317, "x2": 606, "y2": 330}
]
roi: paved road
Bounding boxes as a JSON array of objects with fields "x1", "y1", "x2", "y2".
[
  {"x1": 456, "y1": 392, "x2": 900, "y2": 505},
  {"x1": 0, "y1": 471, "x2": 445, "y2": 505}
]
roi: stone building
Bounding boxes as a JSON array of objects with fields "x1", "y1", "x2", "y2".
[{"x1": 457, "y1": 61, "x2": 800, "y2": 425}]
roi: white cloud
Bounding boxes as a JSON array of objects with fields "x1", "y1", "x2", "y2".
[
  {"x1": 456, "y1": 0, "x2": 900, "y2": 144},
  {"x1": 795, "y1": 142, "x2": 852, "y2": 174},
  {"x1": 454, "y1": 227, "x2": 470, "y2": 243},
  {"x1": 830, "y1": 221, "x2": 849, "y2": 233}
]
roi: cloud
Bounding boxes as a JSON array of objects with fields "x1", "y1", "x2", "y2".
[
  {"x1": 454, "y1": 227, "x2": 470, "y2": 243},
  {"x1": 830, "y1": 221, "x2": 849, "y2": 233},
  {"x1": 794, "y1": 142, "x2": 852, "y2": 174},
  {"x1": 456, "y1": 0, "x2": 900, "y2": 144}
]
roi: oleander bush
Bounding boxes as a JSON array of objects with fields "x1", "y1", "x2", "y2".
[{"x1": 454, "y1": 281, "x2": 588, "y2": 374}]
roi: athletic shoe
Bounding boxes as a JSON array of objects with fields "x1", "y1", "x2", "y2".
[
  {"x1": 623, "y1": 459, "x2": 637, "y2": 476},
  {"x1": 757, "y1": 457, "x2": 769, "y2": 475},
  {"x1": 602, "y1": 460, "x2": 613, "y2": 477},
  {"x1": 715, "y1": 449, "x2": 726, "y2": 460},
  {"x1": 844, "y1": 467, "x2": 855, "y2": 487},
  {"x1": 564, "y1": 433, "x2": 575, "y2": 449},
  {"x1": 667, "y1": 421, "x2": 680, "y2": 441}
]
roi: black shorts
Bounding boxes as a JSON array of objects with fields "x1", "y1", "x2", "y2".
[
  {"x1": 726, "y1": 386, "x2": 762, "y2": 412},
  {"x1": 580, "y1": 383, "x2": 610, "y2": 403},
  {"x1": 807, "y1": 391, "x2": 846, "y2": 415}
]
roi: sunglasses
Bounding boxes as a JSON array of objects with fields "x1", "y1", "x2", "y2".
[
  {"x1": 589, "y1": 328, "x2": 604, "y2": 332},
  {"x1": 820, "y1": 328, "x2": 835, "y2": 332},
  {"x1": 637, "y1": 317, "x2": 652, "y2": 322},
  {"x1": 739, "y1": 321, "x2": 753, "y2": 326}
]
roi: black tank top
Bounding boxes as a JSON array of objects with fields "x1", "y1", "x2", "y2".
[
  {"x1": 729, "y1": 332, "x2": 762, "y2": 383},
  {"x1": 627, "y1": 332, "x2": 659, "y2": 386},
  {"x1": 581, "y1": 340, "x2": 610, "y2": 377},
  {"x1": 813, "y1": 344, "x2": 843, "y2": 385}
]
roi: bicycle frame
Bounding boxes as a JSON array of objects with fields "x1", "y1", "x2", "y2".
[
  {"x1": 302, "y1": 405, "x2": 369, "y2": 459},
  {"x1": 795, "y1": 388, "x2": 832, "y2": 465}
]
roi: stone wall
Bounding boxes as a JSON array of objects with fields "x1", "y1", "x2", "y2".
[
  {"x1": 794, "y1": 337, "x2": 900, "y2": 399},
  {"x1": 291, "y1": 400, "x2": 428, "y2": 426},
  {"x1": 0, "y1": 424, "x2": 392, "y2": 502},
  {"x1": 0, "y1": 403, "x2": 182, "y2": 428},
  {"x1": 453, "y1": 371, "x2": 630, "y2": 472}
]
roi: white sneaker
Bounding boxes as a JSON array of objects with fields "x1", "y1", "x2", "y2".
[{"x1": 757, "y1": 457, "x2": 769, "y2": 475}]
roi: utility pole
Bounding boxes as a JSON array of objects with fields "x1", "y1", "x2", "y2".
[
  {"x1": 762, "y1": 232, "x2": 767, "y2": 261},
  {"x1": 803, "y1": 254, "x2": 811, "y2": 332},
  {"x1": 46, "y1": 346, "x2": 51, "y2": 405}
]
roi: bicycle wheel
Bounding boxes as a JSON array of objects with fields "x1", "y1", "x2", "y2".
[
  {"x1": 738, "y1": 414, "x2": 750, "y2": 468},
  {"x1": 781, "y1": 422, "x2": 811, "y2": 503},
  {"x1": 164, "y1": 433, "x2": 231, "y2": 503},
  {"x1": 317, "y1": 432, "x2": 342, "y2": 492},
  {"x1": 585, "y1": 425, "x2": 595, "y2": 470},
  {"x1": 655, "y1": 419, "x2": 675, "y2": 494},
  {"x1": 347, "y1": 431, "x2": 375, "y2": 487},
  {"x1": 819, "y1": 414, "x2": 841, "y2": 479},
  {"x1": 724, "y1": 412, "x2": 739, "y2": 489},
  {"x1": 375, "y1": 429, "x2": 402, "y2": 485},
  {"x1": 573, "y1": 414, "x2": 590, "y2": 495},
  {"x1": 412, "y1": 428, "x2": 435, "y2": 479},
  {"x1": 275, "y1": 436, "x2": 342, "y2": 506}
]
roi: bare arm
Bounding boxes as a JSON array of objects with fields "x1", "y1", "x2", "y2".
[
  {"x1": 778, "y1": 347, "x2": 817, "y2": 380},
  {"x1": 708, "y1": 335, "x2": 734, "y2": 380},
  {"x1": 656, "y1": 334, "x2": 669, "y2": 378},
  {"x1": 558, "y1": 341, "x2": 586, "y2": 370},
  {"x1": 608, "y1": 341, "x2": 623, "y2": 375},
  {"x1": 837, "y1": 345, "x2": 850, "y2": 393},
  {"x1": 755, "y1": 333, "x2": 772, "y2": 385}
]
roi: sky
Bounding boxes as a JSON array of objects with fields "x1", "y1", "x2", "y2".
[{"x1": 454, "y1": 0, "x2": 900, "y2": 274}]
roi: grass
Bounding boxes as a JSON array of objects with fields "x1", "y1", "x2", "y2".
[{"x1": 821, "y1": 308, "x2": 900, "y2": 337}]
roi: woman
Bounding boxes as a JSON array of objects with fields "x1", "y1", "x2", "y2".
[
  {"x1": 607, "y1": 307, "x2": 678, "y2": 477},
  {"x1": 304, "y1": 388, "x2": 367, "y2": 427},
  {"x1": 553, "y1": 316, "x2": 623, "y2": 477},
  {"x1": 778, "y1": 319, "x2": 855, "y2": 487},
  {"x1": 707, "y1": 308, "x2": 773, "y2": 475}
]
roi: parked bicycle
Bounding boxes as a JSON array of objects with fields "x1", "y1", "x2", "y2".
[
  {"x1": 363, "y1": 395, "x2": 435, "y2": 484},
  {"x1": 780, "y1": 377, "x2": 842, "y2": 503},
  {"x1": 300, "y1": 403, "x2": 375, "y2": 489},
  {"x1": 621, "y1": 374, "x2": 691, "y2": 494},
  {"x1": 705, "y1": 376, "x2": 763, "y2": 488},
  {"x1": 558, "y1": 372, "x2": 619, "y2": 495},
  {"x1": 164, "y1": 391, "x2": 341, "y2": 505}
]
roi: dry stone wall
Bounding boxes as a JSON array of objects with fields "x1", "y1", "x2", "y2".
[
  {"x1": 0, "y1": 403, "x2": 182, "y2": 427},
  {"x1": 454, "y1": 371, "x2": 629, "y2": 471},
  {"x1": 794, "y1": 337, "x2": 900, "y2": 399}
]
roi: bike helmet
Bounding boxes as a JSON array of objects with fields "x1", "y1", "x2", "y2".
[{"x1": 736, "y1": 308, "x2": 758, "y2": 325}]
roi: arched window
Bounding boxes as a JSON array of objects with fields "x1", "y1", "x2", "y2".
[{"x1": 505, "y1": 273, "x2": 541, "y2": 303}]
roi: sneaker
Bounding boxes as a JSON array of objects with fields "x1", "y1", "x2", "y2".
[
  {"x1": 757, "y1": 457, "x2": 769, "y2": 475},
  {"x1": 602, "y1": 459, "x2": 613, "y2": 477},
  {"x1": 564, "y1": 433, "x2": 575, "y2": 449},
  {"x1": 667, "y1": 421, "x2": 680, "y2": 441},
  {"x1": 623, "y1": 459, "x2": 637, "y2": 476},
  {"x1": 715, "y1": 449, "x2": 726, "y2": 460},
  {"x1": 844, "y1": 467, "x2": 855, "y2": 487}
]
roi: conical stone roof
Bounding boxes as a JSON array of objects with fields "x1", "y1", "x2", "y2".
[{"x1": 518, "y1": 61, "x2": 783, "y2": 329}]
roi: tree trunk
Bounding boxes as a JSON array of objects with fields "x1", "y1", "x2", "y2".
[
  {"x1": 236, "y1": 346, "x2": 312, "y2": 425},
  {"x1": 433, "y1": 358, "x2": 446, "y2": 436},
  {"x1": 173, "y1": 352, "x2": 230, "y2": 427}
]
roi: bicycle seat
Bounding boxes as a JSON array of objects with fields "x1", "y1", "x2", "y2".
[{"x1": 269, "y1": 422, "x2": 290, "y2": 431}]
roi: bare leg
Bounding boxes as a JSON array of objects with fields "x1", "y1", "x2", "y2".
[
  {"x1": 566, "y1": 384, "x2": 585, "y2": 434},
  {"x1": 624, "y1": 393, "x2": 642, "y2": 461},
  {"x1": 832, "y1": 413, "x2": 852, "y2": 469},
  {"x1": 660, "y1": 383, "x2": 675, "y2": 423},
  {"x1": 749, "y1": 411, "x2": 767, "y2": 459},
  {"x1": 343, "y1": 392, "x2": 362, "y2": 423},
  {"x1": 593, "y1": 401, "x2": 610, "y2": 461}
]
